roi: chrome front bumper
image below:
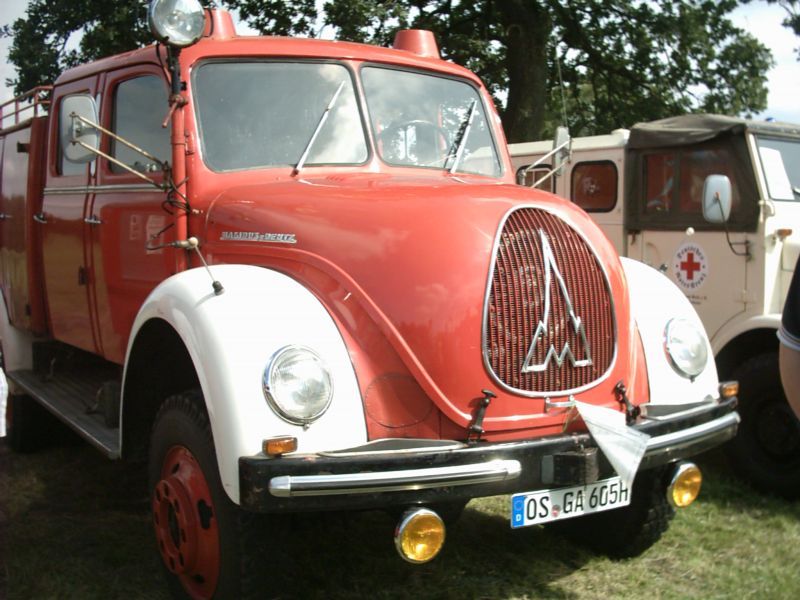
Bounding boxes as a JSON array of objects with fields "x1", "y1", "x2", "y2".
[{"x1": 239, "y1": 396, "x2": 738, "y2": 512}]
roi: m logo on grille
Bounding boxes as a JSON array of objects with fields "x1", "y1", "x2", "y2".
[{"x1": 522, "y1": 230, "x2": 593, "y2": 373}]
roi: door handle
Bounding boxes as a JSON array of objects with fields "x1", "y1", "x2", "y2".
[
  {"x1": 0, "y1": 213, "x2": 10, "y2": 220},
  {"x1": 84, "y1": 215, "x2": 103, "y2": 225},
  {"x1": 33, "y1": 212, "x2": 47, "y2": 224}
]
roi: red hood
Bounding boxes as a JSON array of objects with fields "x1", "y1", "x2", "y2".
[{"x1": 203, "y1": 173, "x2": 638, "y2": 436}]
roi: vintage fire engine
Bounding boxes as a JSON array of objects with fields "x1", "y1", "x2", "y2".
[
  {"x1": 1, "y1": 1, "x2": 738, "y2": 597},
  {"x1": 510, "y1": 115, "x2": 800, "y2": 497}
]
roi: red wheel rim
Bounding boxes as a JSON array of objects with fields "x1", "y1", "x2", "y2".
[{"x1": 152, "y1": 446, "x2": 220, "y2": 599}]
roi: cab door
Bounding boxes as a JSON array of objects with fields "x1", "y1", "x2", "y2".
[
  {"x1": 40, "y1": 77, "x2": 101, "y2": 354},
  {"x1": 626, "y1": 143, "x2": 753, "y2": 339},
  {"x1": 88, "y1": 66, "x2": 174, "y2": 364}
]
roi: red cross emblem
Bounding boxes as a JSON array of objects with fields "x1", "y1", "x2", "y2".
[{"x1": 680, "y1": 251, "x2": 702, "y2": 281}]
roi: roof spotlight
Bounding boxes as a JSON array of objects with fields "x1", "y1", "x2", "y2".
[{"x1": 148, "y1": 0, "x2": 206, "y2": 48}]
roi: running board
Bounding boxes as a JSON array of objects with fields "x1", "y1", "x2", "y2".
[{"x1": 8, "y1": 369, "x2": 121, "y2": 458}]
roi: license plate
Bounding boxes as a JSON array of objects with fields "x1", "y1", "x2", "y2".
[{"x1": 510, "y1": 476, "x2": 630, "y2": 528}]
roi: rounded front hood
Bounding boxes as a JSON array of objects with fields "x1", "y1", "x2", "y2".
[{"x1": 204, "y1": 173, "x2": 632, "y2": 433}]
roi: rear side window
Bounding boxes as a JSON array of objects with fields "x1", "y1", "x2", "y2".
[
  {"x1": 110, "y1": 75, "x2": 170, "y2": 174},
  {"x1": 571, "y1": 161, "x2": 617, "y2": 212}
]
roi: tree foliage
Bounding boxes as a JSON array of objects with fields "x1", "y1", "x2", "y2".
[
  {"x1": 3, "y1": 0, "x2": 775, "y2": 141},
  {"x1": 2, "y1": 0, "x2": 153, "y2": 94}
]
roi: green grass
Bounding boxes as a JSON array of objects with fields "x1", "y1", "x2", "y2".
[{"x1": 1, "y1": 439, "x2": 799, "y2": 600}]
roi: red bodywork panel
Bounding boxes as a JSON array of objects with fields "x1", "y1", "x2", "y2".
[{"x1": 4, "y1": 28, "x2": 645, "y2": 442}]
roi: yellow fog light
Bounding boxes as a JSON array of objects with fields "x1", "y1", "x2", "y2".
[
  {"x1": 667, "y1": 462, "x2": 702, "y2": 508},
  {"x1": 394, "y1": 508, "x2": 445, "y2": 564}
]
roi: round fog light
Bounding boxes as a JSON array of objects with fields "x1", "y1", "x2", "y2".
[
  {"x1": 394, "y1": 508, "x2": 445, "y2": 564},
  {"x1": 667, "y1": 462, "x2": 702, "y2": 508}
]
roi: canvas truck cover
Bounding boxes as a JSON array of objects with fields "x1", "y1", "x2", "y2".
[{"x1": 623, "y1": 114, "x2": 782, "y2": 232}]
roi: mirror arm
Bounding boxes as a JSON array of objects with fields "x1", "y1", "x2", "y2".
[
  {"x1": 72, "y1": 139, "x2": 165, "y2": 189},
  {"x1": 521, "y1": 138, "x2": 571, "y2": 188},
  {"x1": 70, "y1": 112, "x2": 168, "y2": 173}
]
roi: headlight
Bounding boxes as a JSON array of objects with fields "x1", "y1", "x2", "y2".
[
  {"x1": 148, "y1": 0, "x2": 205, "y2": 48},
  {"x1": 663, "y1": 318, "x2": 708, "y2": 379},
  {"x1": 263, "y1": 346, "x2": 333, "y2": 425}
]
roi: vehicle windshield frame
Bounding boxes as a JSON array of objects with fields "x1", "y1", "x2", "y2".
[
  {"x1": 359, "y1": 63, "x2": 504, "y2": 178},
  {"x1": 191, "y1": 58, "x2": 371, "y2": 173},
  {"x1": 754, "y1": 134, "x2": 800, "y2": 202}
]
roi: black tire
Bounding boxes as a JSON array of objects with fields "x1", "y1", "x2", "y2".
[
  {"x1": 4, "y1": 393, "x2": 57, "y2": 453},
  {"x1": 551, "y1": 467, "x2": 674, "y2": 558},
  {"x1": 149, "y1": 390, "x2": 289, "y2": 600},
  {"x1": 725, "y1": 353, "x2": 800, "y2": 498}
]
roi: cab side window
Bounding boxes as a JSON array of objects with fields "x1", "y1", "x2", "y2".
[
  {"x1": 633, "y1": 141, "x2": 757, "y2": 231},
  {"x1": 110, "y1": 75, "x2": 170, "y2": 174},
  {"x1": 571, "y1": 161, "x2": 617, "y2": 212}
]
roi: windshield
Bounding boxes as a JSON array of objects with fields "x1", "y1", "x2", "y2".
[
  {"x1": 756, "y1": 136, "x2": 800, "y2": 201},
  {"x1": 193, "y1": 62, "x2": 368, "y2": 172},
  {"x1": 361, "y1": 67, "x2": 502, "y2": 177}
]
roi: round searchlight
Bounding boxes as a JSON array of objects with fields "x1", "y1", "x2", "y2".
[{"x1": 149, "y1": 0, "x2": 205, "y2": 48}]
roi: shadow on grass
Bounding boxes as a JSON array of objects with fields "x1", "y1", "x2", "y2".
[
  {"x1": 2, "y1": 436, "x2": 596, "y2": 600},
  {"x1": 694, "y1": 448, "x2": 800, "y2": 517},
  {"x1": 11, "y1": 432, "x2": 795, "y2": 600}
]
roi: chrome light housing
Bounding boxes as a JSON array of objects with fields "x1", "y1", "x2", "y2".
[
  {"x1": 664, "y1": 318, "x2": 708, "y2": 379},
  {"x1": 148, "y1": 0, "x2": 205, "y2": 48},
  {"x1": 263, "y1": 346, "x2": 333, "y2": 425}
]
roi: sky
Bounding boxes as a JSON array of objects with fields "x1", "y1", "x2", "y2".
[{"x1": 1, "y1": 0, "x2": 799, "y2": 127}]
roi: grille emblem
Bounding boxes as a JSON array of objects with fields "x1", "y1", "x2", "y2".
[{"x1": 521, "y1": 230, "x2": 593, "y2": 373}]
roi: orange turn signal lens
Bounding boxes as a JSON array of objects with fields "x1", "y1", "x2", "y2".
[
  {"x1": 719, "y1": 381, "x2": 739, "y2": 399},
  {"x1": 262, "y1": 436, "x2": 298, "y2": 457}
]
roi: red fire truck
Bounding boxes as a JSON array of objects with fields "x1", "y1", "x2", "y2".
[{"x1": 1, "y1": 1, "x2": 738, "y2": 598}]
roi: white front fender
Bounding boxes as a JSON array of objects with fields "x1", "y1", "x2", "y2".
[
  {"x1": 621, "y1": 258, "x2": 720, "y2": 405},
  {"x1": 124, "y1": 265, "x2": 367, "y2": 504}
]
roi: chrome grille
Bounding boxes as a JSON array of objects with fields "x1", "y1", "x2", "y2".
[{"x1": 484, "y1": 208, "x2": 615, "y2": 393}]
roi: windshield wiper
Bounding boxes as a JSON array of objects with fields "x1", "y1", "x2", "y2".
[
  {"x1": 293, "y1": 80, "x2": 346, "y2": 176},
  {"x1": 447, "y1": 99, "x2": 477, "y2": 174}
]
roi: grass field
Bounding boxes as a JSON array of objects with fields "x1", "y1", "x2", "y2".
[{"x1": 1, "y1": 436, "x2": 799, "y2": 600}]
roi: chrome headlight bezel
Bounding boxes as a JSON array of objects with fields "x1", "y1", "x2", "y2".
[
  {"x1": 663, "y1": 317, "x2": 709, "y2": 380},
  {"x1": 263, "y1": 346, "x2": 333, "y2": 425},
  {"x1": 148, "y1": 0, "x2": 206, "y2": 48}
]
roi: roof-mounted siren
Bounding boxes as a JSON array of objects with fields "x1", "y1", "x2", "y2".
[
  {"x1": 203, "y1": 8, "x2": 237, "y2": 40},
  {"x1": 393, "y1": 30, "x2": 440, "y2": 59}
]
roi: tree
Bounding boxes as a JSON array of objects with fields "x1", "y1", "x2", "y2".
[
  {"x1": 4, "y1": 1, "x2": 775, "y2": 141},
  {"x1": 2, "y1": 0, "x2": 153, "y2": 95}
]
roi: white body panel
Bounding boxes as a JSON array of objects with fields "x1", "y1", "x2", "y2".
[
  {"x1": 621, "y1": 258, "x2": 719, "y2": 404},
  {"x1": 123, "y1": 264, "x2": 368, "y2": 504}
]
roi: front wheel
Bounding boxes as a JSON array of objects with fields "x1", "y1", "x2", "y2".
[
  {"x1": 725, "y1": 353, "x2": 800, "y2": 498},
  {"x1": 550, "y1": 467, "x2": 674, "y2": 558},
  {"x1": 149, "y1": 390, "x2": 287, "y2": 600}
]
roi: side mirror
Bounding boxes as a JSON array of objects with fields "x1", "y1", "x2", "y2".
[
  {"x1": 702, "y1": 174, "x2": 732, "y2": 224},
  {"x1": 553, "y1": 126, "x2": 571, "y2": 172},
  {"x1": 60, "y1": 95, "x2": 99, "y2": 164}
]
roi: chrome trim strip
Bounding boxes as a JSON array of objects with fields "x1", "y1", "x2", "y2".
[
  {"x1": 645, "y1": 412, "x2": 740, "y2": 453},
  {"x1": 481, "y1": 204, "x2": 619, "y2": 397},
  {"x1": 44, "y1": 184, "x2": 161, "y2": 195},
  {"x1": 268, "y1": 459, "x2": 522, "y2": 498}
]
